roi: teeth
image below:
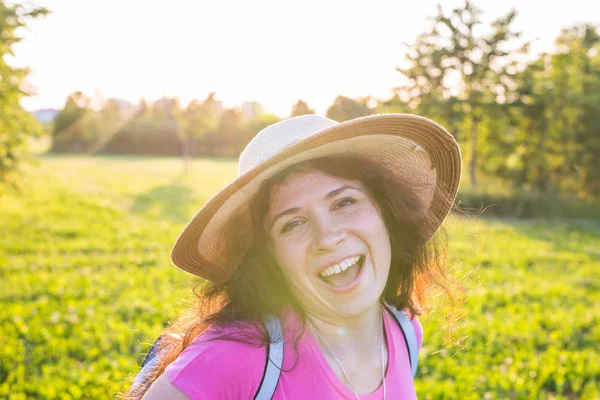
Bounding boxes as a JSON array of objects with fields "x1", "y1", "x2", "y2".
[{"x1": 319, "y1": 256, "x2": 361, "y2": 277}]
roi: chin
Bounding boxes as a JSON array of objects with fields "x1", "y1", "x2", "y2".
[{"x1": 330, "y1": 294, "x2": 382, "y2": 318}]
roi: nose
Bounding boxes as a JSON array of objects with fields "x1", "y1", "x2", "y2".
[{"x1": 310, "y1": 214, "x2": 346, "y2": 253}]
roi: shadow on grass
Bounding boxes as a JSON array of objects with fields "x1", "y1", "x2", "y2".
[
  {"x1": 499, "y1": 218, "x2": 600, "y2": 258},
  {"x1": 131, "y1": 175, "x2": 195, "y2": 223}
]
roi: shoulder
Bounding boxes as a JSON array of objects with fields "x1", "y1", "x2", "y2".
[
  {"x1": 164, "y1": 328, "x2": 267, "y2": 400},
  {"x1": 142, "y1": 373, "x2": 190, "y2": 400}
]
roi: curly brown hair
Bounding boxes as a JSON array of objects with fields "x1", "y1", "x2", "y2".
[{"x1": 125, "y1": 154, "x2": 456, "y2": 398}]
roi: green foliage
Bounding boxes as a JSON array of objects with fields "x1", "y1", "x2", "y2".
[
  {"x1": 212, "y1": 108, "x2": 243, "y2": 156},
  {"x1": 81, "y1": 96, "x2": 279, "y2": 158},
  {"x1": 181, "y1": 93, "x2": 220, "y2": 141},
  {"x1": 97, "y1": 98, "x2": 180, "y2": 155},
  {"x1": 101, "y1": 114, "x2": 182, "y2": 155},
  {"x1": 396, "y1": 0, "x2": 526, "y2": 187},
  {"x1": 199, "y1": 109, "x2": 280, "y2": 157},
  {"x1": 0, "y1": 155, "x2": 598, "y2": 399},
  {"x1": 0, "y1": 1, "x2": 48, "y2": 188},
  {"x1": 325, "y1": 96, "x2": 374, "y2": 122},
  {"x1": 393, "y1": 1, "x2": 600, "y2": 199},
  {"x1": 51, "y1": 94, "x2": 128, "y2": 154},
  {"x1": 52, "y1": 92, "x2": 88, "y2": 138},
  {"x1": 497, "y1": 24, "x2": 600, "y2": 197}
]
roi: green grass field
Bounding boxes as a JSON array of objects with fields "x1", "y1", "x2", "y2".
[{"x1": 1, "y1": 155, "x2": 599, "y2": 399}]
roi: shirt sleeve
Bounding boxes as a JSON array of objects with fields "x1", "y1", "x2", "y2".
[{"x1": 165, "y1": 337, "x2": 266, "y2": 400}]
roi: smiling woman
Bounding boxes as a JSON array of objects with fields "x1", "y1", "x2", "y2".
[{"x1": 125, "y1": 114, "x2": 462, "y2": 400}]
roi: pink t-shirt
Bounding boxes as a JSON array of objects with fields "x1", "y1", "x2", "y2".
[{"x1": 166, "y1": 309, "x2": 423, "y2": 399}]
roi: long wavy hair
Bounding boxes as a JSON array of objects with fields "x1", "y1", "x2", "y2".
[{"x1": 125, "y1": 154, "x2": 456, "y2": 398}]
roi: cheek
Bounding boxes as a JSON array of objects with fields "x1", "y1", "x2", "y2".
[
  {"x1": 358, "y1": 208, "x2": 392, "y2": 266},
  {"x1": 272, "y1": 240, "x2": 306, "y2": 278},
  {"x1": 352, "y1": 204, "x2": 388, "y2": 236}
]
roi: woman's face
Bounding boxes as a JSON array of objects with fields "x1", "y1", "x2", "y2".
[{"x1": 265, "y1": 170, "x2": 391, "y2": 320}]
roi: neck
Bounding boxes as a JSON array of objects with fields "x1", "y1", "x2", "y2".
[{"x1": 306, "y1": 302, "x2": 383, "y2": 356}]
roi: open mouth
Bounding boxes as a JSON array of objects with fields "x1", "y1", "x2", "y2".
[{"x1": 318, "y1": 255, "x2": 365, "y2": 288}]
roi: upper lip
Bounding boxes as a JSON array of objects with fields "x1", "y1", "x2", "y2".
[{"x1": 317, "y1": 254, "x2": 363, "y2": 275}]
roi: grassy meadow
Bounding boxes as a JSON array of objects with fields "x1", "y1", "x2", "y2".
[{"x1": 1, "y1": 155, "x2": 599, "y2": 399}]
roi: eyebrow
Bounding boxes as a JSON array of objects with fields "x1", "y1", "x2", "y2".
[{"x1": 269, "y1": 185, "x2": 359, "y2": 231}]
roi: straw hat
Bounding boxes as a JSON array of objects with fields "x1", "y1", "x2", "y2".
[{"x1": 171, "y1": 114, "x2": 461, "y2": 282}]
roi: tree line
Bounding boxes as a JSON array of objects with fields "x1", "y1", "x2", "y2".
[
  {"x1": 49, "y1": 92, "x2": 367, "y2": 157},
  {"x1": 2, "y1": 0, "x2": 599, "y2": 200}
]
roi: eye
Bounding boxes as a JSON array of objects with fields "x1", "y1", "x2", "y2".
[
  {"x1": 280, "y1": 220, "x2": 303, "y2": 234},
  {"x1": 334, "y1": 197, "x2": 357, "y2": 209}
]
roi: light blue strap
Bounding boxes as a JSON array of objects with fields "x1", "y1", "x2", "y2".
[
  {"x1": 384, "y1": 304, "x2": 419, "y2": 377},
  {"x1": 130, "y1": 346, "x2": 161, "y2": 395},
  {"x1": 254, "y1": 315, "x2": 284, "y2": 400}
]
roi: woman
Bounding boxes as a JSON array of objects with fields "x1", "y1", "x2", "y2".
[{"x1": 130, "y1": 114, "x2": 461, "y2": 399}]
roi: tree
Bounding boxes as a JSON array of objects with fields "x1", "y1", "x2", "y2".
[
  {"x1": 52, "y1": 92, "x2": 88, "y2": 135},
  {"x1": 290, "y1": 100, "x2": 315, "y2": 117},
  {"x1": 0, "y1": 1, "x2": 49, "y2": 187},
  {"x1": 87, "y1": 98, "x2": 126, "y2": 153},
  {"x1": 574, "y1": 26, "x2": 600, "y2": 196},
  {"x1": 325, "y1": 96, "x2": 373, "y2": 122},
  {"x1": 503, "y1": 24, "x2": 600, "y2": 197},
  {"x1": 502, "y1": 53, "x2": 557, "y2": 192},
  {"x1": 51, "y1": 92, "x2": 91, "y2": 152},
  {"x1": 180, "y1": 93, "x2": 220, "y2": 170},
  {"x1": 544, "y1": 25, "x2": 600, "y2": 196},
  {"x1": 214, "y1": 108, "x2": 243, "y2": 156},
  {"x1": 396, "y1": 0, "x2": 527, "y2": 186},
  {"x1": 135, "y1": 98, "x2": 149, "y2": 118}
]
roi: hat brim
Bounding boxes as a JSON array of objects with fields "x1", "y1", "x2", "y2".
[{"x1": 171, "y1": 114, "x2": 461, "y2": 282}]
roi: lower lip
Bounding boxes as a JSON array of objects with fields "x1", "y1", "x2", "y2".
[{"x1": 320, "y1": 257, "x2": 366, "y2": 294}]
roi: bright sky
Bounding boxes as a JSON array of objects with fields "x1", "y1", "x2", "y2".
[{"x1": 12, "y1": 0, "x2": 599, "y2": 116}]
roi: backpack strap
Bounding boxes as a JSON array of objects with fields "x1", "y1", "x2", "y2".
[
  {"x1": 383, "y1": 303, "x2": 419, "y2": 378},
  {"x1": 254, "y1": 315, "x2": 284, "y2": 400},
  {"x1": 129, "y1": 336, "x2": 162, "y2": 395},
  {"x1": 131, "y1": 319, "x2": 284, "y2": 399},
  {"x1": 141, "y1": 335, "x2": 162, "y2": 368}
]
